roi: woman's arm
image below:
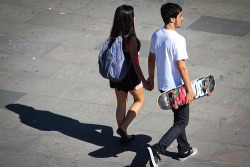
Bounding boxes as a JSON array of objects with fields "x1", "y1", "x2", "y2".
[{"x1": 127, "y1": 36, "x2": 151, "y2": 90}]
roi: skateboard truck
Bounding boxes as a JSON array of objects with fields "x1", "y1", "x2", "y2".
[{"x1": 202, "y1": 78, "x2": 211, "y2": 96}]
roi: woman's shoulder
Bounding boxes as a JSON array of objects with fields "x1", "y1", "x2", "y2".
[
  {"x1": 124, "y1": 34, "x2": 141, "y2": 51},
  {"x1": 127, "y1": 35, "x2": 138, "y2": 43}
]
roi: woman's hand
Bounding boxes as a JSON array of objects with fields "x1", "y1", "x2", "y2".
[{"x1": 143, "y1": 81, "x2": 153, "y2": 91}]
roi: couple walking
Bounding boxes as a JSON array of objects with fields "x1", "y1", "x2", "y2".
[{"x1": 108, "y1": 3, "x2": 197, "y2": 166}]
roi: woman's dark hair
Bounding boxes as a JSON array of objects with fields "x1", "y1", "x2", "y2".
[
  {"x1": 109, "y1": 5, "x2": 139, "y2": 48},
  {"x1": 161, "y1": 3, "x2": 182, "y2": 25}
]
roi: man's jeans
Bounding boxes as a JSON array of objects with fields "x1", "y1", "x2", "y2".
[{"x1": 154, "y1": 101, "x2": 190, "y2": 154}]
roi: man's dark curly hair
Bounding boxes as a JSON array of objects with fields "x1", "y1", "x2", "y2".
[{"x1": 161, "y1": 3, "x2": 182, "y2": 25}]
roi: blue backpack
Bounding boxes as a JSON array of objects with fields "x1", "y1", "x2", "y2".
[{"x1": 98, "y1": 36, "x2": 130, "y2": 82}]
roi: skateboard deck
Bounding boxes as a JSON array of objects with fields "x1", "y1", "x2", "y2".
[{"x1": 157, "y1": 75, "x2": 215, "y2": 110}]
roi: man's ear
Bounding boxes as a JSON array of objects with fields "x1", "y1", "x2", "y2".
[{"x1": 170, "y1": 17, "x2": 175, "y2": 23}]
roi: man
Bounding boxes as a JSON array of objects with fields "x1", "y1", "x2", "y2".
[{"x1": 147, "y1": 3, "x2": 197, "y2": 167}]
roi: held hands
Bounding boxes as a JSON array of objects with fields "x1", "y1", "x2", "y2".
[
  {"x1": 143, "y1": 81, "x2": 153, "y2": 91},
  {"x1": 146, "y1": 77, "x2": 154, "y2": 91},
  {"x1": 143, "y1": 77, "x2": 154, "y2": 91}
]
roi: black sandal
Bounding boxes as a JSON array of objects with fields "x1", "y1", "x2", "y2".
[
  {"x1": 116, "y1": 127, "x2": 129, "y2": 142},
  {"x1": 128, "y1": 134, "x2": 135, "y2": 140},
  {"x1": 119, "y1": 135, "x2": 136, "y2": 144}
]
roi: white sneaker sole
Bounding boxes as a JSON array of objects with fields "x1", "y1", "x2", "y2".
[
  {"x1": 147, "y1": 147, "x2": 159, "y2": 167},
  {"x1": 178, "y1": 148, "x2": 198, "y2": 161}
]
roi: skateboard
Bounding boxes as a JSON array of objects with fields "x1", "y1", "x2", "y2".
[{"x1": 157, "y1": 75, "x2": 215, "y2": 110}]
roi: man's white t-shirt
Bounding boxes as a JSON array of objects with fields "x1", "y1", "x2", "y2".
[{"x1": 150, "y1": 28, "x2": 188, "y2": 91}]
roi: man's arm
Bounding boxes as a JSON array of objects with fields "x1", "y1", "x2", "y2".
[
  {"x1": 147, "y1": 52, "x2": 156, "y2": 90},
  {"x1": 177, "y1": 60, "x2": 195, "y2": 104}
]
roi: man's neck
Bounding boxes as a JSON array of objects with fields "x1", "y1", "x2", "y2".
[{"x1": 165, "y1": 23, "x2": 175, "y2": 30}]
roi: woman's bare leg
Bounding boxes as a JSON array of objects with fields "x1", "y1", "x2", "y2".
[
  {"x1": 115, "y1": 88, "x2": 128, "y2": 127},
  {"x1": 120, "y1": 87, "x2": 145, "y2": 134}
]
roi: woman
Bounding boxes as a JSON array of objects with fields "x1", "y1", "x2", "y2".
[{"x1": 109, "y1": 5, "x2": 152, "y2": 143}]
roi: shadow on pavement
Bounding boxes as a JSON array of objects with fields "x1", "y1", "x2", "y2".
[{"x1": 6, "y1": 104, "x2": 152, "y2": 167}]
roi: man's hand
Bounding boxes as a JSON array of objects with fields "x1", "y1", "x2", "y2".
[
  {"x1": 143, "y1": 81, "x2": 153, "y2": 91},
  {"x1": 148, "y1": 52, "x2": 155, "y2": 91},
  {"x1": 147, "y1": 77, "x2": 154, "y2": 91},
  {"x1": 186, "y1": 91, "x2": 196, "y2": 104},
  {"x1": 172, "y1": 90, "x2": 195, "y2": 110}
]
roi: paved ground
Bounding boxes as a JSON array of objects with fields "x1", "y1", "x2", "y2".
[{"x1": 0, "y1": 0, "x2": 250, "y2": 166}]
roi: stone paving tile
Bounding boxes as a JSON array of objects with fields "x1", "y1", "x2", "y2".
[
  {"x1": 0, "y1": 89, "x2": 26, "y2": 108},
  {"x1": 183, "y1": 0, "x2": 247, "y2": 19},
  {"x1": 198, "y1": 33, "x2": 250, "y2": 54},
  {"x1": 188, "y1": 16, "x2": 250, "y2": 37},
  {"x1": 0, "y1": 71, "x2": 15, "y2": 85},
  {"x1": 26, "y1": 10, "x2": 112, "y2": 32},
  {"x1": 236, "y1": 5, "x2": 250, "y2": 21},
  {"x1": 0, "y1": 21, "x2": 100, "y2": 49},
  {"x1": 0, "y1": 4, "x2": 41, "y2": 23},
  {"x1": 0, "y1": 0, "x2": 89, "y2": 13},
  {"x1": 42, "y1": 46, "x2": 99, "y2": 66},
  {"x1": 0, "y1": 74, "x2": 76, "y2": 97}
]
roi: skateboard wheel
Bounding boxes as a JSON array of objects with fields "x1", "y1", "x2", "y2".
[{"x1": 207, "y1": 92, "x2": 211, "y2": 96}]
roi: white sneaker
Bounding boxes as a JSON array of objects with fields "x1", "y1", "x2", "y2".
[
  {"x1": 178, "y1": 147, "x2": 198, "y2": 161},
  {"x1": 147, "y1": 146, "x2": 162, "y2": 167}
]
